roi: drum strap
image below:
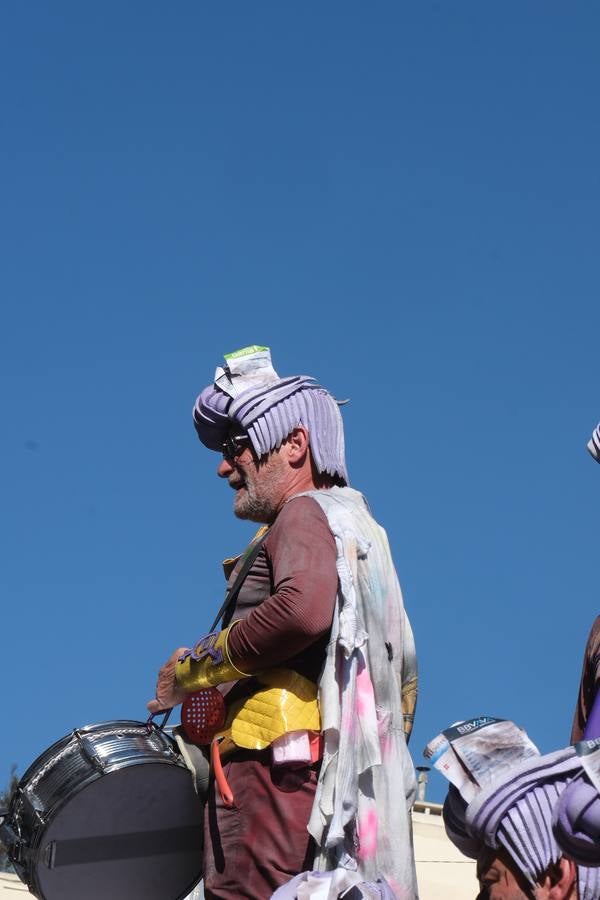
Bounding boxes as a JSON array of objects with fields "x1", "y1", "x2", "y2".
[
  {"x1": 209, "y1": 527, "x2": 270, "y2": 631},
  {"x1": 44, "y1": 824, "x2": 204, "y2": 868}
]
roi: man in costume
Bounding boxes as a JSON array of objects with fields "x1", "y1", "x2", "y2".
[
  {"x1": 148, "y1": 346, "x2": 419, "y2": 899},
  {"x1": 428, "y1": 718, "x2": 600, "y2": 899},
  {"x1": 571, "y1": 424, "x2": 600, "y2": 744}
]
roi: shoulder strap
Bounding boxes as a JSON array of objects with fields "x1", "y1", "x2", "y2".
[{"x1": 209, "y1": 528, "x2": 270, "y2": 631}]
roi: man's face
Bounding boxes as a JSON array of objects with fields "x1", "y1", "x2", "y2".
[
  {"x1": 476, "y1": 847, "x2": 577, "y2": 900},
  {"x1": 217, "y1": 436, "x2": 289, "y2": 524},
  {"x1": 476, "y1": 850, "x2": 537, "y2": 900}
]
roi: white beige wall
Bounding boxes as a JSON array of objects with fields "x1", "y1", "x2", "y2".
[{"x1": 413, "y1": 804, "x2": 478, "y2": 899}]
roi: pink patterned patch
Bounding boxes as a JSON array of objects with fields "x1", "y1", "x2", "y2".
[
  {"x1": 355, "y1": 661, "x2": 376, "y2": 718},
  {"x1": 341, "y1": 708, "x2": 355, "y2": 736},
  {"x1": 357, "y1": 807, "x2": 378, "y2": 860}
]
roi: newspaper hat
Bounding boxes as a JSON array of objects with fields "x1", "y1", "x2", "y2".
[
  {"x1": 430, "y1": 723, "x2": 600, "y2": 899},
  {"x1": 192, "y1": 345, "x2": 348, "y2": 484},
  {"x1": 587, "y1": 425, "x2": 600, "y2": 463}
]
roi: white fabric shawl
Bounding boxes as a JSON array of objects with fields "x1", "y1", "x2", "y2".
[{"x1": 298, "y1": 487, "x2": 418, "y2": 899}]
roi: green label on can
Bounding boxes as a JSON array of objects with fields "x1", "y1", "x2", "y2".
[{"x1": 224, "y1": 345, "x2": 269, "y2": 361}]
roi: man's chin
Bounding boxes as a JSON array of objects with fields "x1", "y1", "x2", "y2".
[
  {"x1": 234, "y1": 506, "x2": 263, "y2": 523},
  {"x1": 233, "y1": 494, "x2": 274, "y2": 524},
  {"x1": 233, "y1": 493, "x2": 256, "y2": 521},
  {"x1": 233, "y1": 504, "x2": 252, "y2": 521}
]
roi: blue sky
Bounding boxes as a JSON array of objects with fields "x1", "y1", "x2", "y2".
[{"x1": 1, "y1": 3, "x2": 599, "y2": 802}]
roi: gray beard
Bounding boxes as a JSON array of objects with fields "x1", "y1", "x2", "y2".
[{"x1": 233, "y1": 486, "x2": 278, "y2": 524}]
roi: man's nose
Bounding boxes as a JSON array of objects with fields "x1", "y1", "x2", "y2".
[{"x1": 217, "y1": 457, "x2": 233, "y2": 478}]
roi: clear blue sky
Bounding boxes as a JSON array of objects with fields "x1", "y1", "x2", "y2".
[{"x1": 1, "y1": 3, "x2": 599, "y2": 803}]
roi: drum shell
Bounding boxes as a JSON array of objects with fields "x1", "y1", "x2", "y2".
[{"x1": 1, "y1": 721, "x2": 204, "y2": 900}]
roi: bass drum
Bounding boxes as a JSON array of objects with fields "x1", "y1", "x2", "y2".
[{"x1": 0, "y1": 720, "x2": 205, "y2": 900}]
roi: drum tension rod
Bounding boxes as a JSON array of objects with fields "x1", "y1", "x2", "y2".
[{"x1": 73, "y1": 730, "x2": 105, "y2": 773}]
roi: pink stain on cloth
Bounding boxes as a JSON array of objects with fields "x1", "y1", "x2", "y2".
[
  {"x1": 356, "y1": 660, "x2": 376, "y2": 717},
  {"x1": 356, "y1": 656, "x2": 379, "y2": 747},
  {"x1": 357, "y1": 805, "x2": 379, "y2": 861}
]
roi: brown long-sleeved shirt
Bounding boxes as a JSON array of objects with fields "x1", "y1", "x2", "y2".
[{"x1": 226, "y1": 494, "x2": 338, "y2": 684}]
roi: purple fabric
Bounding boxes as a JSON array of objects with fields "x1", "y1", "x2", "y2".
[
  {"x1": 193, "y1": 368, "x2": 349, "y2": 484},
  {"x1": 466, "y1": 748, "x2": 580, "y2": 855},
  {"x1": 554, "y1": 776, "x2": 600, "y2": 867},
  {"x1": 193, "y1": 385, "x2": 232, "y2": 451},
  {"x1": 270, "y1": 870, "x2": 398, "y2": 899},
  {"x1": 583, "y1": 687, "x2": 600, "y2": 740},
  {"x1": 587, "y1": 424, "x2": 600, "y2": 463}
]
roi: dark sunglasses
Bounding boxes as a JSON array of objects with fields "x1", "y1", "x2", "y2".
[{"x1": 221, "y1": 434, "x2": 251, "y2": 461}]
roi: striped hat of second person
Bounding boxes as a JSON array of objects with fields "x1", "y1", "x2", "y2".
[
  {"x1": 587, "y1": 424, "x2": 600, "y2": 463},
  {"x1": 442, "y1": 746, "x2": 600, "y2": 900}
]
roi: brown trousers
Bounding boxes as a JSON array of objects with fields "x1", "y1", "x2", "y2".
[{"x1": 203, "y1": 750, "x2": 319, "y2": 899}]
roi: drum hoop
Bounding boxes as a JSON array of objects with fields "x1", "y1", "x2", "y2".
[
  {"x1": 18, "y1": 721, "x2": 170, "y2": 783},
  {"x1": 24, "y1": 726, "x2": 172, "y2": 795},
  {"x1": 12, "y1": 722, "x2": 182, "y2": 838}
]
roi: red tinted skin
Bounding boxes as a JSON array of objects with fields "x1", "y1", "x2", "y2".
[
  {"x1": 476, "y1": 849, "x2": 577, "y2": 900},
  {"x1": 217, "y1": 426, "x2": 319, "y2": 524}
]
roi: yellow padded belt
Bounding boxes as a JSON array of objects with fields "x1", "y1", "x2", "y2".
[{"x1": 217, "y1": 668, "x2": 321, "y2": 751}]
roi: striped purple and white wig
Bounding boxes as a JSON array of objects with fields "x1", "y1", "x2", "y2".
[
  {"x1": 443, "y1": 748, "x2": 600, "y2": 899},
  {"x1": 192, "y1": 349, "x2": 349, "y2": 484},
  {"x1": 588, "y1": 424, "x2": 600, "y2": 464}
]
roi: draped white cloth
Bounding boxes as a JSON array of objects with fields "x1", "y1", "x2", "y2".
[{"x1": 297, "y1": 487, "x2": 419, "y2": 899}]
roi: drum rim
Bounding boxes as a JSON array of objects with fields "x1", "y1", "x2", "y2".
[
  {"x1": 8, "y1": 721, "x2": 183, "y2": 852},
  {"x1": 17, "y1": 721, "x2": 175, "y2": 786}
]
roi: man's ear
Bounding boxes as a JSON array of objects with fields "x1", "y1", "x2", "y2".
[
  {"x1": 542, "y1": 857, "x2": 577, "y2": 899},
  {"x1": 284, "y1": 427, "x2": 310, "y2": 465}
]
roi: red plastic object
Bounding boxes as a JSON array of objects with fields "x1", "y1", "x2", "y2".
[
  {"x1": 310, "y1": 732, "x2": 323, "y2": 763},
  {"x1": 211, "y1": 738, "x2": 235, "y2": 808},
  {"x1": 180, "y1": 688, "x2": 226, "y2": 745}
]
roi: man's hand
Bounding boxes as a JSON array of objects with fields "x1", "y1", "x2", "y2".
[{"x1": 147, "y1": 647, "x2": 190, "y2": 714}]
